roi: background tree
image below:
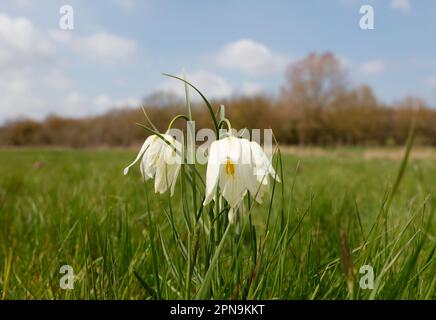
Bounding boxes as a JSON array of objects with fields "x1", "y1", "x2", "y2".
[{"x1": 281, "y1": 52, "x2": 348, "y2": 144}]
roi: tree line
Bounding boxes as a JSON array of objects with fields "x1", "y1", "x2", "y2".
[{"x1": 1, "y1": 52, "x2": 436, "y2": 147}]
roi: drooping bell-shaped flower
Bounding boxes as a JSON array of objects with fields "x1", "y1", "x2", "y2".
[
  {"x1": 203, "y1": 135, "x2": 279, "y2": 223},
  {"x1": 249, "y1": 140, "x2": 280, "y2": 203},
  {"x1": 124, "y1": 134, "x2": 182, "y2": 196}
]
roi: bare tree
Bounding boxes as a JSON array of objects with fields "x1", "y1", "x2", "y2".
[
  {"x1": 281, "y1": 52, "x2": 349, "y2": 144},
  {"x1": 282, "y1": 52, "x2": 348, "y2": 108}
]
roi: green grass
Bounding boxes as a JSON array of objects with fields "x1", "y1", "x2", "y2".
[{"x1": 0, "y1": 148, "x2": 434, "y2": 299}]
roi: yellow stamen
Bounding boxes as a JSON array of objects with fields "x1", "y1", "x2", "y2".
[{"x1": 225, "y1": 159, "x2": 235, "y2": 176}]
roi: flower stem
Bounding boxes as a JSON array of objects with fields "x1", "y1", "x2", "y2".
[{"x1": 166, "y1": 114, "x2": 190, "y2": 132}]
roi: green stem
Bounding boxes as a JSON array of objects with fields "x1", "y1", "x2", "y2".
[
  {"x1": 214, "y1": 189, "x2": 220, "y2": 247},
  {"x1": 167, "y1": 114, "x2": 190, "y2": 132},
  {"x1": 162, "y1": 73, "x2": 220, "y2": 137},
  {"x1": 218, "y1": 118, "x2": 233, "y2": 135},
  {"x1": 183, "y1": 72, "x2": 193, "y2": 120},
  {"x1": 140, "y1": 104, "x2": 158, "y2": 131}
]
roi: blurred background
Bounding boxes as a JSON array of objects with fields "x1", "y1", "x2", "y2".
[{"x1": 0, "y1": 0, "x2": 435, "y2": 147}]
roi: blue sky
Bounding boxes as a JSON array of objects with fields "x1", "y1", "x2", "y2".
[{"x1": 0, "y1": 0, "x2": 435, "y2": 121}]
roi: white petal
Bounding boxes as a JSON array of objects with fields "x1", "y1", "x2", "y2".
[
  {"x1": 203, "y1": 140, "x2": 221, "y2": 205},
  {"x1": 163, "y1": 135, "x2": 182, "y2": 166},
  {"x1": 221, "y1": 136, "x2": 241, "y2": 163},
  {"x1": 154, "y1": 151, "x2": 168, "y2": 193},
  {"x1": 170, "y1": 164, "x2": 181, "y2": 196},
  {"x1": 152, "y1": 135, "x2": 182, "y2": 195},
  {"x1": 220, "y1": 165, "x2": 246, "y2": 208},
  {"x1": 123, "y1": 135, "x2": 154, "y2": 175},
  {"x1": 141, "y1": 136, "x2": 162, "y2": 179},
  {"x1": 240, "y1": 139, "x2": 259, "y2": 196},
  {"x1": 250, "y1": 141, "x2": 280, "y2": 183},
  {"x1": 228, "y1": 208, "x2": 236, "y2": 224},
  {"x1": 219, "y1": 139, "x2": 245, "y2": 208}
]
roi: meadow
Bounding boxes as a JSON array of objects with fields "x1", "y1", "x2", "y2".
[{"x1": 0, "y1": 147, "x2": 434, "y2": 300}]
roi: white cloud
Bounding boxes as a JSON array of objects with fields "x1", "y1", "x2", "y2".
[
  {"x1": 62, "y1": 93, "x2": 140, "y2": 118},
  {"x1": 391, "y1": 0, "x2": 411, "y2": 13},
  {"x1": 93, "y1": 94, "x2": 140, "y2": 111},
  {"x1": 0, "y1": 14, "x2": 138, "y2": 122},
  {"x1": 158, "y1": 70, "x2": 233, "y2": 100},
  {"x1": 62, "y1": 92, "x2": 89, "y2": 116},
  {"x1": 360, "y1": 60, "x2": 386, "y2": 75},
  {"x1": 50, "y1": 30, "x2": 138, "y2": 65},
  {"x1": 0, "y1": 15, "x2": 71, "y2": 121},
  {"x1": 217, "y1": 39, "x2": 290, "y2": 76},
  {"x1": 0, "y1": 14, "x2": 54, "y2": 69},
  {"x1": 0, "y1": 73, "x2": 45, "y2": 120},
  {"x1": 0, "y1": 67, "x2": 74, "y2": 121},
  {"x1": 42, "y1": 69, "x2": 74, "y2": 89},
  {"x1": 241, "y1": 82, "x2": 264, "y2": 96},
  {"x1": 0, "y1": 68, "x2": 138, "y2": 121}
]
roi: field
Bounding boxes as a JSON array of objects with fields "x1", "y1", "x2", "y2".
[{"x1": 0, "y1": 148, "x2": 434, "y2": 300}]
